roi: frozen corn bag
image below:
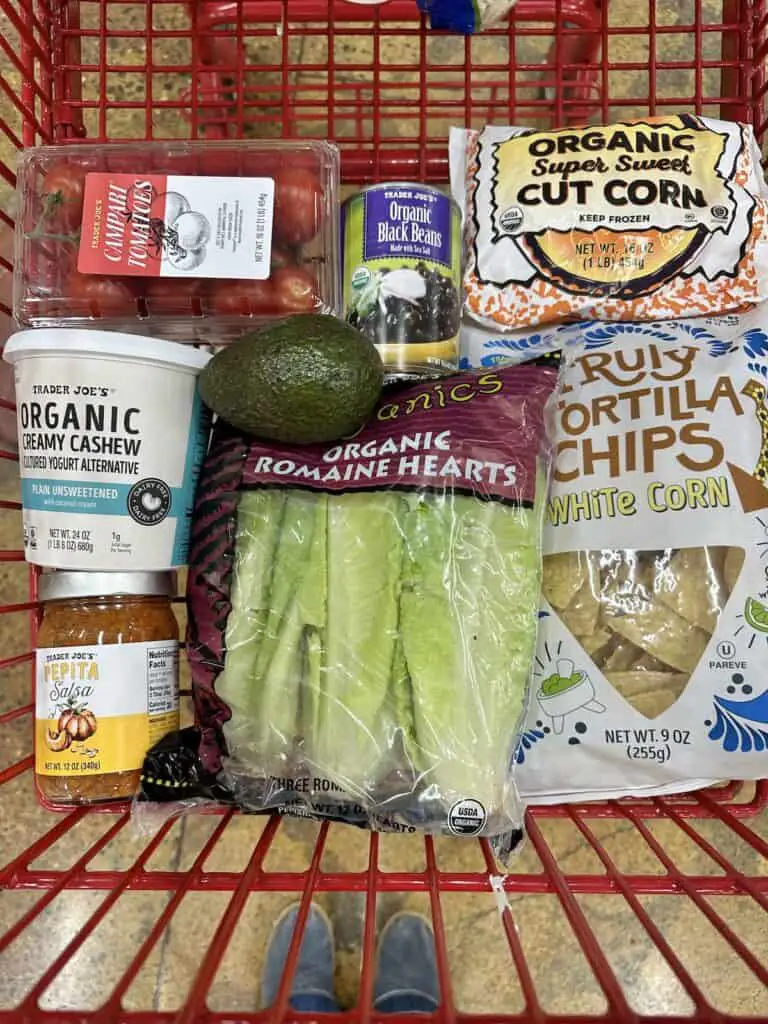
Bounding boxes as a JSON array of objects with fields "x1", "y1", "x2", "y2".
[{"x1": 450, "y1": 117, "x2": 768, "y2": 330}]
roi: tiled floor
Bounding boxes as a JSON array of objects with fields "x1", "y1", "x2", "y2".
[
  {"x1": 0, "y1": 0, "x2": 766, "y2": 1018},
  {"x1": 0, "y1": 775, "x2": 766, "y2": 1015}
]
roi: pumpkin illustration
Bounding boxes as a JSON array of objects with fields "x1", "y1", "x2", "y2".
[
  {"x1": 57, "y1": 702, "x2": 97, "y2": 741},
  {"x1": 45, "y1": 728, "x2": 71, "y2": 752}
]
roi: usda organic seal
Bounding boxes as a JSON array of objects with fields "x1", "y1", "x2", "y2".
[{"x1": 447, "y1": 798, "x2": 486, "y2": 837}]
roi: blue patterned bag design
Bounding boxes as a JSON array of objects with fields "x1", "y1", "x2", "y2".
[{"x1": 463, "y1": 310, "x2": 768, "y2": 802}]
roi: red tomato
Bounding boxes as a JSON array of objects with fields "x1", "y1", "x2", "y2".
[
  {"x1": 208, "y1": 279, "x2": 276, "y2": 316},
  {"x1": 271, "y1": 266, "x2": 318, "y2": 313},
  {"x1": 41, "y1": 162, "x2": 88, "y2": 234},
  {"x1": 67, "y1": 273, "x2": 137, "y2": 318},
  {"x1": 207, "y1": 265, "x2": 318, "y2": 316},
  {"x1": 273, "y1": 169, "x2": 323, "y2": 246},
  {"x1": 142, "y1": 277, "x2": 203, "y2": 315},
  {"x1": 270, "y1": 247, "x2": 294, "y2": 270},
  {"x1": 197, "y1": 151, "x2": 241, "y2": 177}
]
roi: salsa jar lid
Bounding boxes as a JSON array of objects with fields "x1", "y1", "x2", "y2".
[{"x1": 39, "y1": 571, "x2": 176, "y2": 602}]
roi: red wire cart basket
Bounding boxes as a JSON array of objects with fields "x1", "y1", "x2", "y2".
[{"x1": 0, "y1": 1, "x2": 767, "y2": 1021}]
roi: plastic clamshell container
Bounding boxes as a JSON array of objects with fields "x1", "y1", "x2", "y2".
[
  {"x1": 4, "y1": 328, "x2": 211, "y2": 571},
  {"x1": 13, "y1": 140, "x2": 341, "y2": 341}
]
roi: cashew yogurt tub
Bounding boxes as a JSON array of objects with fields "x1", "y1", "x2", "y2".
[{"x1": 4, "y1": 328, "x2": 211, "y2": 570}]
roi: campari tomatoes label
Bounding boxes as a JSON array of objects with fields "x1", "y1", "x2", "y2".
[{"x1": 78, "y1": 174, "x2": 274, "y2": 279}]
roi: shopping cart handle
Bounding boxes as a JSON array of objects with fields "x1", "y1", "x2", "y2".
[{"x1": 190, "y1": 0, "x2": 599, "y2": 27}]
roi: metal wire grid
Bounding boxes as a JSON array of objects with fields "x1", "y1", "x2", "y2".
[
  {"x1": 0, "y1": 1, "x2": 766, "y2": 1021},
  {"x1": 0, "y1": 789, "x2": 765, "y2": 1021},
  {"x1": 1, "y1": 1, "x2": 766, "y2": 179}
]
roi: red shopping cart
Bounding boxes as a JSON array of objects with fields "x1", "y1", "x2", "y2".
[{"x1": 0, "y1": 2, "x2": 766, "y2": 1022}]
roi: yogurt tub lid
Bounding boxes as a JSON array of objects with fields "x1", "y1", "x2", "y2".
[
  {"x1": 3, "y1": 329, "x2": 211, "y2": 372},
  {"x1": 39, "y1": 571, "x2": 177, "y2": 602}
]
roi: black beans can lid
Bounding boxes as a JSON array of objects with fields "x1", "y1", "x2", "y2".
[{"x1": 39, "y1": 571, "x2": 176, "y2": 602}]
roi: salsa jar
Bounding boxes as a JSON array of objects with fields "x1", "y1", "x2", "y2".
[{"x1": 35, "y1": 571, "x2": 179, "y2": 806}]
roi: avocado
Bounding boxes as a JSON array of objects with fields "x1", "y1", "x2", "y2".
[{"x1": 199, "y1": 314, "x2": 384, "y2": 444}]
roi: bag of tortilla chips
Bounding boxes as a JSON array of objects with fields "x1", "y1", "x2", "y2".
[{"x1": 463, "y1": 310, "x2": 768, "y2": 802}]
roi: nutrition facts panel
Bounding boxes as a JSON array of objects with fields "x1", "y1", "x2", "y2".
[
  {"x1": 147, "y1": 641, "x2": 179, "y2": 746},
  {"x1": 147, "y1": 642, "x2": 179, "y2": 717}
]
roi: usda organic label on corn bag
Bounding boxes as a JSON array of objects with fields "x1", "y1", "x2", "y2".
[
  {"x1": 450, "y1": 117, "x2": 768, "y2": 330},
  {"x1": 462, "y1": 312, "x2": 768, "y2": 802}
]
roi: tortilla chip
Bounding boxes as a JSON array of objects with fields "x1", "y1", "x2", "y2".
[
  {"x1": 633, "y1": 651, "x2": 673, "y2": 672},
  {"x1": 600, "y1": 596, "x2": 709, "y2": 674},
  {"x1": 560, "y1": 578, "x2": 599, "y2": 635},
  {"x1": 599, "y1": 552, "x2": 653, "y2": 615},
  {"x1": 707, "y1": 546, "x2": 727, "y2": 579},
  {"x1": 577, "y1": 627, "x2": 612, "y2": 657},
  {"x1": 552, "y1": 548, "x2": 720, "y2": 682},
  {"x1": 599, "y1": 634, "x2": 647, "y2": 672},
  {"x1": 654, "y1": 548, "x2": 724, "y2": 634},
  {"x1": 605, "y1": 669, "x2": 689, "y2": 718},
  {"x1": 543, "y1": 551, "x2": 588, "y2": 610},
  {"x1": 724, "y1": 547, "x2": 745, "y2": 593}
]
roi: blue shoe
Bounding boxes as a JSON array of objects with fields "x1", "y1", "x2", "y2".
[
  {"x1": 262, "y1": 903, "x2": 339, "y2": 1013},
  {"x1": 374, "y1": 911, "x2": 440, "y2": 1014}
]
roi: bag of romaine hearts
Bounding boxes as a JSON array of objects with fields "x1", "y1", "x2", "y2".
[{"x1": 138, "y1": 363, "x2": 558, "y2": 860}]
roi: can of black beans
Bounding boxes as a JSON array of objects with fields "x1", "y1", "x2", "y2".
[{"x1": 342, "y1": 183, "x2": 462, "y2": 378}]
